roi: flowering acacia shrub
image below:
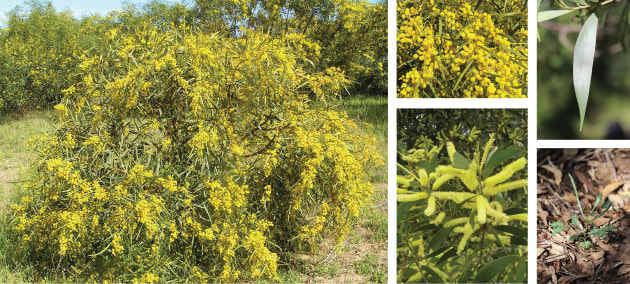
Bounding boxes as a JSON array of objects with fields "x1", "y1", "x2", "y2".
[
  {"x1": 0, "y1": 2, "x2": 84, "y2": 115},
  {"x1": 10, "y1": 25, "x2": 380, "y2": 282},
  {"x1": 397, "y1": 134, "x2": 527, "y2": 282},
  {"x1": 397, "y1": 0, "x2": 527, "y2": 98}
]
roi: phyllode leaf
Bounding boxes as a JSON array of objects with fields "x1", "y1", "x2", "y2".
[{"x1": 573, "y1": 13, "x2": 598, "y2": 131}]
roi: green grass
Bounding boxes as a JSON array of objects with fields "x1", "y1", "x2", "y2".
[
  {"x1": 337, "y1": 94, "x2": 387, "y2": 183},
  {"x1": 354, "y1": 254, "x2": 386, "y2": 283},
  {"x1": 0, "y1": 110, "x2": 53, "y2": 282}
]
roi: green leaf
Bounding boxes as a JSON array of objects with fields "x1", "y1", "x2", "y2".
[
  {"x1": 436, "y1": 247, "x2": 457, "y2": 265},
  {"x1": 495, "y1": 225, "x2": 527, "y2": 239},
  {"x1": 397, "y1": 202, "x2": 414, "y2": 225},
  {"x1": 550, "y1": 221, "x2": 564, "y2": 235},
  {"x1": 425, "y1": 245, "x2": 450, "y2": 259},
  {"x1": 453, "y1": 151, "x2": 471, "y2": 169},
  {"x1": 503, "y1": 207, "x2": 527, "y2": 215},
  {"x1": 510, "y1": 235, "x2": 527, "y2": 246},
  {"x1": 590, "y1": 194, "x2": 602, "y2": 216},
  {"x1": 430, "y1": 227, "x2": 453, "y2": 251},
  {"x1": 421, "y1": 265, "x2": 445, "y2": 283},
  {"x1": 573, "y1": 13, "x2": 598, "y2": 131},
  {"x1": 402, "y1": 267, "x2": 420, "y2": 282},
  {"x1": 472, "y1": 255, "x2": 520, "y2": 283},
  {"x1": 483, "y1": 146, "x2": 521, "y2": 179},
  {"x1": 514, "y1": 259, "x2": 527, "y2": 283},
  {"x1": 537, "y1": 10, "x2": 575, "y2": 22}
]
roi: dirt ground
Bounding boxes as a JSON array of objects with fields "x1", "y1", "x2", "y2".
[
  {"x1": 298, "y1": 183, "x2": 388, "y2": 283},
  {"x1": 538, "y1": 149, "x2": 630, "y2": 283}
]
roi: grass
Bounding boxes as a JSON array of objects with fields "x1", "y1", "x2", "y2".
[
  {"x1": 337, "y1": 94, "x2": 387, "y2": 183},
  {"x1": 0, "y1": 110, "x2": 53, "y2": 282},
  {"x1": 0, "y1": 94, "x2": 388, "y2": 282},
  {"x1": 354, "y1": 254, "x2": 387, "y2": 283}
]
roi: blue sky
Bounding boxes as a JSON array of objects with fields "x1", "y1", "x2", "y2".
[
  {"x1": 0, "y1": 0, "x2": 382, "y2": 26},
  {"x1": 0, "y1": 0, "x2": 165, "y2": 25}
]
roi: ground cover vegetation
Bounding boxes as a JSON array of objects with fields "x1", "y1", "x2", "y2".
[
  {"x1": 397, "y1": 0, "x2": 527, "y2": 98},
  {"x1": 397, "y1": 109, "x2": 527, "y2": 283},
  {"x1": 0, "y1": 0, "x2": 386, "y2": 282}
]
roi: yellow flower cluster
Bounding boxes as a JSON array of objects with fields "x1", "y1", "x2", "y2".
[
  {"x1": 397, "y1": 0, "x2": 527, "y2": 98},
  {"x1": 398, "y1": 135, "x2": 527, "y2": 255}
]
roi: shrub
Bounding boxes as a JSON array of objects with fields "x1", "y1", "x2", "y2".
[
  {"x1": 10, "y1": 25, "x2": 381, "y2": 282},
  {"x1": 0, "y1": 2, "x2": 85, "y2": 115},
  {"x1": 397, "y1": 0, "x2": 527, "y2": 98}
]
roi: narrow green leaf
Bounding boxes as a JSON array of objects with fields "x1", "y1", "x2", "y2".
[
  {"x1": 421, "y1": 265, "x2": 445, "y2": 283},
  {"x1": 515, "y1": 259, "x2": 527, "y2": 283},
  {"x1": 495, "y1": 225, "x2": 527, "y2": 239},
  {"x1": 573, "y1": 13, "x2": 598, "y2": 131},
  {"x1": 472, "y1": 255, "x2": 520, "y2": 283},
  {"x1": 430, "y1": 227, "x2": 453, "y2": 251},
  {"x1": 503, "y1": 207, "x2": 527, "y2": 215},
  {"x1": 436, "y1": 247, "x2": 457, "y2": 265},
  {"x1": 425, "y1": 245, "x2": 450, "y2": 259},
  {"x1": 537, "y1": 10, "x2": 574, "y2": 22},
  {"x1": 402, "y1": 267, "x2": 419, "y2": 282}
]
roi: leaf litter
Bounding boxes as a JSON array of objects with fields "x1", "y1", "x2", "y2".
[{"x1": 538, "y1": 149, "x2": 630, "y2": 283}]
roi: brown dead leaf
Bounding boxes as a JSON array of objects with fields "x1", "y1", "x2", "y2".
[
  {"x1": 592, "y1": 217, "x2": 611, "y2": 226},
  {"x1": 542, "y1": 165, "x2": 563, "y2": 186},
  {"x1": 602, "y1": 182, "x2": 625, "y2": 203},
  {"x1": 558, "y1": 275, "x2": 587, "y2": 284},
  {"x1": 589, "y1": 250, "x2": 605, "y2": 267},
  {"x1": 608, "y1": 194, "x2": 625, "y2": 210}
]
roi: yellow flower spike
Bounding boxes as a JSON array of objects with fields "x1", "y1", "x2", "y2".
[
  {"x1": 476, "y1": 195, "x2": 489, "y2": 224},
  {"x1": 425, "y1": 195, "x2": 436, "y2": 216},
  {"x1": 436, "y1": 162, "x2": 479, "y2": 191},
  {"x1": 443, "y1": 217, "x2": 467, "y2": 228},
  {"x1": 432, "y1": 172, "x2": 455, "y2": 190},
  {"x1": 456, "y1": 222, "x2": 474, "y2": 254},
  {"x1": 486, "y1": 206, "x2": 509, "y2": 225},
  {"x1": 446, "y1": 142, "x2": 455, "y2": 163},
  {"x1": 480, "y1": 133, "x2": 496, "y2": 169},
  {"x1": 397, "y1": 192, "x2": 429, "y2": 202},
  {"x1": 489, "y1": 201, "x2": 503, "y2": 212},
  {"x1": 397, "y1": 188, "x2": 415, "y2": 194},
  {"x1": 417, "y1": 169, "x2": 429, "y2": 188},
  {"x1": 431, "y1": 191, "x2": 475, "y2": 204},
  {"x1": 483, "y1": 179, "x2": 527, "y2": 196},
  {"x1": 484, "y1": 157, "x2": 527, "y2": 188},
  {"x1": 432, "y1": 211, "x2": 446, "y2": 225},
  {"x1": 397, "y1": 176, "x2": 411, "y2": 188}
]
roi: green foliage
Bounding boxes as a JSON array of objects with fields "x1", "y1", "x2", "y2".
[
  {"x1": 397, "y1": 125, "x2": 527, "y2": 283},
  {"x1": 550, "y1": 174, "x2": 615, "y2": 248},
  {"x1": 8, "y1": 21, "x2": 381, "y2": 282},
  {"x1": 397, "y1": 109, "x2": 527, "y2": 159}
]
